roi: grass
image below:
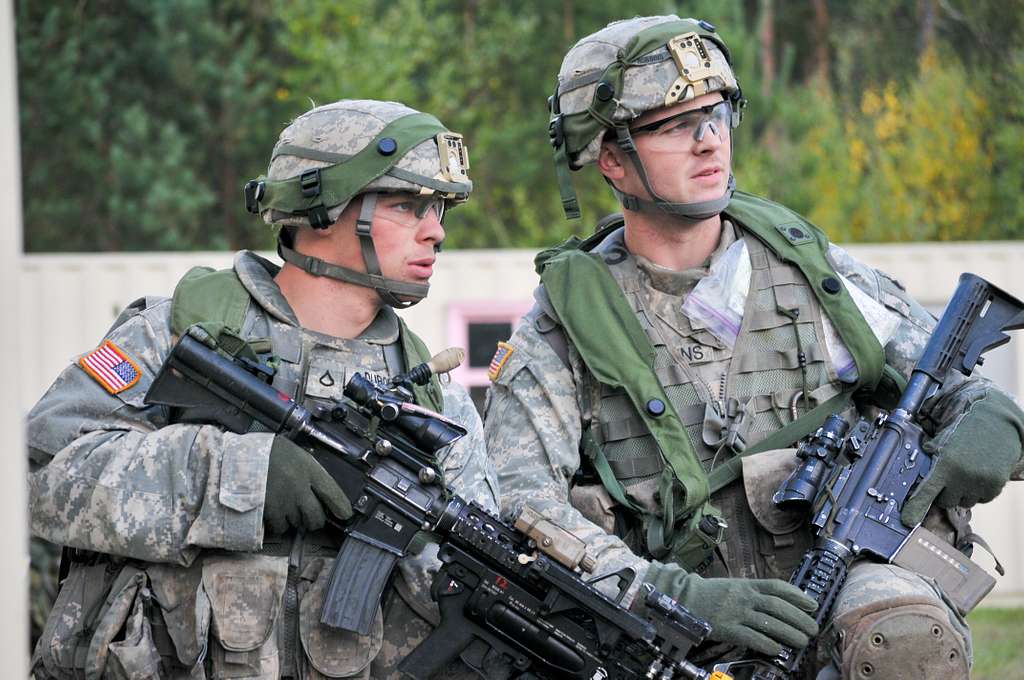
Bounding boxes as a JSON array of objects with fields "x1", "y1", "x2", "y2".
[{"x1": 968, "y1": 608, "x2": 1024, "y2": 680}]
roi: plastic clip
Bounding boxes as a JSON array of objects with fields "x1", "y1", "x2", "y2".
[{"x1": 300, "y1": 169, "x2": 322, "y2": 198}]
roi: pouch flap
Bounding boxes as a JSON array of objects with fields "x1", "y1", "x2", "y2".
[
  {"x1": 203, "y1": 555, "x2": 287, "y2": 652},
  {"x1": 741, "y1": 447, "x2": 805, "y2": 535},
  {"x1": 570, "y1": 483, "x2": 618, "y2": 536},
  {"x1": 107, "y1": 587, "x2": 162, "y2": 680},
  {"x1": 299, "y1": 557, "x2": 384, "y2": 677},
  {"x1": 891, "y1": 526, "x2": 997, "y2": 615},
  {"x1": 86, "y1": 566, "x2": 147, "y2": 680},
  {"x1": 147, "y1": 562, "x2": 210, "y2": 668}
]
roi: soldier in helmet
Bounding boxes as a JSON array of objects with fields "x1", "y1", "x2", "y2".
[
  {"x1": 484, "y1": 16, "x2": 1024, "y2": 679},
  {"x1": 29, "y1": 100, "x2": 498, "y2": 679}
]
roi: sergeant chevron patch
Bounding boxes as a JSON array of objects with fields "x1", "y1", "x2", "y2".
[
  {"x1": 79, "y1": 340, "x2": 141, "y2": 394},
  {"x1": 488, "y1": 341, "x2": 515, "y2": 382}
]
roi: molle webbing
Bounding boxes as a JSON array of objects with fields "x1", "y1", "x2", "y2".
[
  {"x1": 540, "y1": 249, "x2": 711, "y2": 518},
  {"x1": 724, "y1": 191, "x2": 885, "y2": 394},
  {"x1": 169, "y1": 265, "x2": 443, "y2": 413},
  {"x1": 539, "y1": 192, "x2": 892, "y2": 548}
]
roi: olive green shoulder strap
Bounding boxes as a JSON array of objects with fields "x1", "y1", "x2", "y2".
[
  {"x1": 724, "y1": 191, "x2": 886, "y2": 394},
  {"x1": 398, "y1": 318, "x2": 444, "y2": 413},
  {"x1": 539, "y1": 248, "x2": 712, "y2": 519},
  {"x1": 170, "y1": 266, "x2": 268, "y2": 359},
  {"x1": 706, "y1": 191, "x2": 908, "y2": 491},
  {"x1": 533, "y1": 217, "x2": 625, "y2": 275}
]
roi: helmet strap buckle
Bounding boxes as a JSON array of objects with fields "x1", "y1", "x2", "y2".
[
  {"x1": 299, "y1": 169, "x2": 322, "y2": 198},
  {"x1": 307, "y1": 205, "x2": 331, "y2": 230},
  {"x1": 243, "y1": 179, "x2": 265, "y2": 214}
]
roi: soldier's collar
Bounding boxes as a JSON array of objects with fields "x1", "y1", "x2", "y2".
[
  {"x1": 234, "y1": 251, "x2": 400, "y2": 345},
  {"x1": 301, "y1": 306, "x2": 401, "y2": 348},
  {"x1": 234, "y1": 250, "x2": 300, "y2": 326},
  {"x1": 634, "y1": 220, "x2": 739, "y2": 296}
]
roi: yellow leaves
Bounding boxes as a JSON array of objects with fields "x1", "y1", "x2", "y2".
[
  {"x1": 799, "y1": 51, "x2": 995, "y2": 242},
  {"x1": 861, "y1": 89, "x2": 882, "y2": 116},
  {"x1": 860, "y1": 82, "x2": 904, "y2": 142},
  {"x1": 848, "y1": 137, "x2": 868, "y2": 175}
]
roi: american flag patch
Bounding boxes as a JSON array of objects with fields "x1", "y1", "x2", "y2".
[
  {"x1": 488, "y1": 341, "x2": 515, "y2": 382},
  {"x1": 79, "y1": 340, "x2": 142, "y2": 395}
]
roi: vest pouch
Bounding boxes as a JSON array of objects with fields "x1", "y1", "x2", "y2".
[
  {"x1": 146, "y1": 562, "x2": 210, "y2": 675},
  {"x1": 297, "y1": 557, "x2": 383, "y2": 679},
  {"x1": 203, "y1": 555, "x2": 287, "y2": 679},
  {"x1": 569, "y1": 483, "x2": 618, "y2": 536},
  {"x1": 741, "y1": 448, "x2": 813, "y2": 580},
  {"x1": 33, "y1": 561, "x2": 136, "y2": 680},
  {"x1": 106, "y1": 582, "x2": 162, "y2": 680}
]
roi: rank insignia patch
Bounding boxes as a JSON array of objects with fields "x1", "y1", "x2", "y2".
[
  {"x1": 488, "y1": 341, "x2": 515, "y2": 382},
  {"x1": 79, "y1": 340, "x2": 142, "y2": 394}
]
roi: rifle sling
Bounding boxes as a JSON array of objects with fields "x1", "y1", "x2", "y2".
[{"x1": 708, "y1": 390, "x2": 853, "y2": 494}]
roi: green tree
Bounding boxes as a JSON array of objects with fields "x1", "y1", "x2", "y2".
[
  {"x1": 17, "y1": 0, "x2": 1024, "y2": 251},
  {"x1": 17, "y1": 0, "x2": 291, "y2": 252}
]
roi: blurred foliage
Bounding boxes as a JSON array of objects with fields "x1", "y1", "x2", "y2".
[{"x1": 16, "y1": 0, "x2": 1024, "y2": 252}]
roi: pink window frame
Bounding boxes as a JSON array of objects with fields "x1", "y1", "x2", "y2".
[{"x1": 447, "y1": 300, "x2": 533, "y2": 388}]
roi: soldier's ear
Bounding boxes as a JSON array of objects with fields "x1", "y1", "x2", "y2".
[{"x1": 597, "y1": 141, "x2": 627, "y2": 181}]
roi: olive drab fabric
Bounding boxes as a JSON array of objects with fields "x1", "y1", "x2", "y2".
[
  {"x1": 169, "y1": 264, "x2": 444, "y2": 413},
  {"x1": 535, "y1": 192, "x2": 890, "y2": 569},
  {"x1": 28, "y1": 251, "x2": 496, "y2": 679}
]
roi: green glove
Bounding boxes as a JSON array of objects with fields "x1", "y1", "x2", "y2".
[
  {"x1": 642, "y1": 562, "x2": 819, "y2": 656},
  {"x1": 263, "y1": 436, "x2": 353, "y2": 535},
  {"x1": 902, "y1": 390, "x2": 1024, "y2": 525}
]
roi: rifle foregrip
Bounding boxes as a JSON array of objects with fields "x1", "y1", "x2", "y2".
[
  {"x1": 397, "y1": 614, "x2": 478, "y2": 680},
  {"x1": 319, "y1": 536, "x2": 398, "y2": 635}
]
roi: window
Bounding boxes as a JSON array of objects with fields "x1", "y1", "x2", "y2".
[{"x1": 447, "y1": 301, "x2": 533, "y2": 414}]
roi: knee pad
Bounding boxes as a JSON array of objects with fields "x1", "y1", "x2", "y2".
[{"x1": 832, "y1": 597, "x2": 969, "y2": 679}]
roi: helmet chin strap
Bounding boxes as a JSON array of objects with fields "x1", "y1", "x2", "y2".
[
  {"x1": 609, "y1": 124, "x2": 735, "y2": 222},
  {"x1": 277, "y1": 192, "x2": 429, "y2": 309}
]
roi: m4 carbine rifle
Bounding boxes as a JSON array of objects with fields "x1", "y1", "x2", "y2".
[
  {"x1": 714, "y1": 273, "x2": 1024, "y2": 680},
  {"x1": 145, "y1": 331, "x2": 730, "y2": 680}
]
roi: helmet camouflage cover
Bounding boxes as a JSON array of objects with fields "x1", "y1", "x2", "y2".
[
  {"x1": 247, "y1": 99, "x2": 471, "y2": 229},
  {"x1": 548, "y1": 16, "x2": 743, "y2": 219},
  {"x1": 243, "y1": 100, "x2": 472, "y2": 307}
]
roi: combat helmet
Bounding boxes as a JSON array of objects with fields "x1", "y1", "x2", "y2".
[
  {"x1": 548, "y1": 16, "x2": 744, "y2": 220},
  {"x1": 244, "y1": 100, "x2": 472, "y2": 307}
]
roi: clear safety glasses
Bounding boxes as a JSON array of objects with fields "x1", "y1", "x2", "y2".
[
  {"x1": 630, "y1": 99, "x2": 734, "y2": 146},
  {"x1": 375, "y1": 195, "x2": 446, "y2": 229}
]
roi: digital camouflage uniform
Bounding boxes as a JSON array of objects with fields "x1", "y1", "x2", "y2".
[
  {"x1": 30, "y1": 100, "x2": 495, "y2": 680},
  {"x1": 30, "y1": 251, "x2": 499, "y2": 679},
  {"x1": 486, "y1": 15, "x2": 1024, "y2": 680},
  {"x1": 485, "y1": 223, "x2": 1024, "y2": 676}
]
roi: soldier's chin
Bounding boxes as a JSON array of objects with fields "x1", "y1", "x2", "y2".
[{"x1": 378, "y1": 287, "x2": 429, "y2": 307}]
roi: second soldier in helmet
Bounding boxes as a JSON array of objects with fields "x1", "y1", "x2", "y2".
[{"x1": 485, "y1": 14, "x2": 1024, "y2": 680}]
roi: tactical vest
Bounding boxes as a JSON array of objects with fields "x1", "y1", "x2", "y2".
[
  {"x1": 169, "y1": 264, "x2": 444, "y2": 412},
  {"x1": 536, "y1": 191, "x2": 905, "y2": 571}
]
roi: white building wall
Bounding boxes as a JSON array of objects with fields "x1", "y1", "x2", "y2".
[
  {"x1": 19, "y1": 243, "x2": 1024, "y2": 603},
  {"x1": 2, "y1": 0, "x2": 28, "y2": 670}
]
